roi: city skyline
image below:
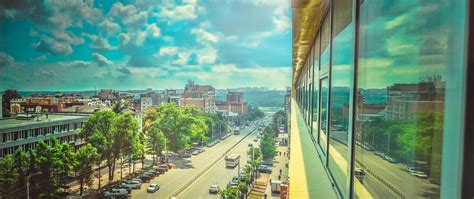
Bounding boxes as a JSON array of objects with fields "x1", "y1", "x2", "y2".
[{"x1": 0, "y1": 0, "x2": 292, "y2": 90}]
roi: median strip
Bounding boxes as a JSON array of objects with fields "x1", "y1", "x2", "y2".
[{"x1": 170, "y1": 127, "x2": 258, "y2": 198}]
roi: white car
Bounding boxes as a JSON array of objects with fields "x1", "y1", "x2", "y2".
[
  {"x1": 209, "y1": 184, "x2": 219, "y2": 194},
  {"x1": 147, "y1": 184, "x2": 160, "y2": 193}
]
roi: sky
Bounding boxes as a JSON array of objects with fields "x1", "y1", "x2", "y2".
[{"x1": 0, "y1": 0, "x2": 292, "y2": 91}]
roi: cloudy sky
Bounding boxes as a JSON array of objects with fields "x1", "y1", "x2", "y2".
[{"x1": 0, "y1": 0, "x2": 292, "y2": 91}]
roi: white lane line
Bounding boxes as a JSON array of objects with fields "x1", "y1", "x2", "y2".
[{"x1": 365, "y1": 158, "x2": 401, "y2": 180}]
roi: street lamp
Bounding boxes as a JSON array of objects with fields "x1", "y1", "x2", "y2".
[{"x1": 27, "y1": 172, "x2": 42, "y2": 199}]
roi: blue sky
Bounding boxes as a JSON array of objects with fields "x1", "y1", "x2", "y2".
[{"x1": 0, "y1": 0, "x2": 292, "y2": 91}]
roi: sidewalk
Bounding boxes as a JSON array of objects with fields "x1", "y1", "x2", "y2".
[
  {"x1": 264, "y1": 144, "x2": 289, "y2": 199},
  {"x1": 67, "y1": 157, "x2": 154, "y2": 195}
]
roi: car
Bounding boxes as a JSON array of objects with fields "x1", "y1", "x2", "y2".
[
  {"x1": 156, "y1": 167, "x2": 167, "y2": 174},
  {"x1": 124, "y1": 180, "x2": 142, "y2": 189},
  {"x1": 209, "y1": 184, "x2": 219, "y2": 194},
  {"x1": 192, "y1": 150, "x2": 199, "y2": 155},
  {"x1": 116, "y1": 184, "x2": 132, "y2": 194},
  {"x1": 412, "y1": 171, "x2": 428, "y2": 179},
  {"x1": 143, "y1": 172, "x2": 155, "y2": 178},
  {"x1": 146, "y1": 169, "x2": 160, "y2": 177},
  {"x1": 374, "y1": 151, "x2": 383, "y2": 156},
  {"x1": 254, "y1": 138, "x2": 258, "y2": 142},
  {"x1": 104, "y1": 188, "x2": 128, "y2": 198},
  {"x1": 228, "y1": 180, "x2": 238, "y2": 188},
  {"x1": 147, "y1": 183, "x2": 160, "y2": 193},
  {"x1": 139, "y1": 174, "x2": 151, "y2": 182},
  {"x1": 404, "y1": 167, "x2": 417, "y2": 173},
  {"x1": 159, "y1": 165, "x2": 169, "y2": 172},
  {"x1": 248, "y1": 143, "x2": 253, "y2": 147},
  {"x1": 386, "y1": 157, "x2": 397, "y2": 163},
  {"x1": 256, "y1": 135, "x2": 261, "y2": 138},
  {"x1": 257, "y1": 165, "x2": 272, "y2": 174},
  {"x1": 179, "y1": 152, "x2": 192, "y2": 158}
]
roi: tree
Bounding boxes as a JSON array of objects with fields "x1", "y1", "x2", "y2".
[
  {"x1": 114, "y1": 112, "x2": 139, "y2": 181},
  {"x1": 260, "y1": 126, "x2": 276, "y2": 161},
  {"x1": 74, "y1": 144, "x2": 99, "y2": 196},
  {"x1": 29, "y1": 138, "x2": 75, "y2": 198},
  {"x1": 145, "y1": 122, "x2": 167, "y2": 164},
  {"x1": 271, "y1": 110, "x2": 287, "y2": 135},
  {"x1": 148, "y1": 103, "x2": 208, "y2": 152},
  {"x1": 112, "y1": 99, "x2": 131, "y2": 114},
  {"x1": 13, "y1": 150, "x2": 28, "y2": 198},
  {"x1": 220, "y1": 187, "x2": 239, "y2": 199},
  {"x1": 79, "y1": 110, "x2": 117, "y2": 184},
  {"x1": 0, "y1": 155, "x2": 19, "y2": 199},
  {"x1": 2, "y1": 89, "x2": 21, "y2": 117},
  {"x1": 247, "y1": 106, "x2": 264, "y2": 121}
]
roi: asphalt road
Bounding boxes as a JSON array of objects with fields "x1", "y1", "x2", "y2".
[
  {"x1": 178, "y1": 127, "x2": 260, "y2": 199},
  {"x1": 329, "y1": 131, "x2": 440, "y2": 198},
  {"x1": 131, "y1": 125, "x2": 257, "y2": 199}
]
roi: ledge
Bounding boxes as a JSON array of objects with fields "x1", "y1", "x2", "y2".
[{"x1": 289, "y1": 100, "x2": 338, "y2": 198}]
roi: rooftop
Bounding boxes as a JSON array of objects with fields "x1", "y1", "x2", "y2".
[{"x1": 0, "y1": 114, "x2": 87, "y2": 130}]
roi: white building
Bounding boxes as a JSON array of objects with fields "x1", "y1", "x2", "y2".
[{"x1": 141, "y1": 97, "x2": 153, "y2": 112}]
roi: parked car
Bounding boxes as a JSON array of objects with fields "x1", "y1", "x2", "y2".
[
  {"x1": 228, "y1": 180, "x2": 238, "y2": 188},
  {"x1": 144, "y1": 172, "x2": 155, "y2": 179},
  {"x1": 138, "y1": 175, "x2": 151, "y2": 183},
  {"x1": 254, "y1": 138, "x2": 258, "y2": 142},
  {"x1": 116, "y1": 184, "x2": 132, "y2": 194},
  {"x1": 209, "y1": 184, "x2": 219, "y2": 194},
  {"x1": 146, "y1": 169, "x2": 160, "y2": 177},
  {"x1": 104, "y1": 188, "x2": 128, "y2": 198},
  {"x1": 257, "y1": 165, "x2": 272, "y2": 174},
  {"x1": 179, "y1": 152, "x2": 192, "y2": 158},
  {"x1": 124, "y1": 180, "x2": 142, "y2": 189},
  {"x1": 159, "y1": 165, "x2": 169, "y2": 172},
  {"x1": 412, "y1": 171, "x2": 428, "y2": 179},
  {"x1": 147, "y1": 183, "x2": 160, "y2": 193},
  {"x1": 192, "y1": 150, "x2": 199, "y2": 155}
]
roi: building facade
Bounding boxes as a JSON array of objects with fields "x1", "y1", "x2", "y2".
[
  {"x1": 290, "y1": 0, "x2": 471, "y2": 198},
  {"x1": 0, "y1": 114, "x2": 87, "y2": 157},
  {"x1": 140, "y1": 97, "x2": 153, "y2": 112}
]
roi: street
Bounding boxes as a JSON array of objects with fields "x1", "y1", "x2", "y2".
[
  {"x1": 131, "y1": 125, "x2": 257, "y2": 199},
  {"x1": 178, "y1": 127, "x2": 260, "y2": 199},
  {"x1": 329, "y1": 131, "x2": 440, "y2": 198}
]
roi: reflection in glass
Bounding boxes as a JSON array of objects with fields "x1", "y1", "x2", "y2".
[
  {"x1": 319, "y1": 78, "x2": 329, "y2": 154},
  {"x1": 312, "y1": 35, "x2": 320, "y2": 138},
  {"x1": 354, "y1": 0, "x2": 462, "y2": 198},
  {"x1": 328, "y1": 0, "x2": 354, "y2": 195},
  {"x1": 320, "y1": 12, "x2": 331, "y2": 74}
]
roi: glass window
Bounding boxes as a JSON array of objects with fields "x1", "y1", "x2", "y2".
[
  {"x1": 320, "y1": 11, "x2": 331, "y2": 74},
  {"x1": 354, "y1": 0, "x2": 465, "y2": 198},
  {"x1": 312, "y1": 34, "x2": 321, "y2": 138},
  {"x1": 328, "y1": 0, "x2": 354, "y2": 196},
  {"x1": 319, "y1": 78, "x2": 329, "y2": 155}
]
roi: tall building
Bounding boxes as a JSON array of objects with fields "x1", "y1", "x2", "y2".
[
  {"x1": 0, "y1": 114, "x2": 87, "y2": 157},
  {"x1": 216, "y1": 91, "x2": 248, "y2": 115},
  {"x1": 290, "y1": 0, "x2": 471, "y2": 199},
  {"x1": 179, "y1": 80, "x2": 215, "y2": 113}
]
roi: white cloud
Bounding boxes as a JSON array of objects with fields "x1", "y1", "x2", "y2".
[
  {"x1": 34, "y1": 36, "x2": 73, "y2": 55},
  {"x1": 157, "y1": 46, "x2": 179, "y2": 56},
  {"x1": 91, "y1": 36, "x2": 115, "y2": 51},
  {"x1": 118, "y1": 33, "x2": 131, "y2": 46},
  {"x1": 92, "y1": 53, "x2": 113, "y2": 66},
  {"x1": 155, "y1": 1, "x2": 199, "y2": 22},
  {"x1": 147, "y1": 23, "x2": 161, "y2": 38},
  {"x1": 35, "y1": 69, "x2": 56, "y2": 78},
  {"x1": 191, "y1": 28, "x2": 219, "y2": 45},
  {"x1": 63, "y1": 60, "x2": 91, "y2": 68},
  {"x1": 32, "y1": 55, "x2": 47, "y2": 62},
  {"x1": 100, "y1": 20, "x2": 121, "y2": 36},
  {"x1": 0, "y1": 52, "x2": 14, "y2": 67}
]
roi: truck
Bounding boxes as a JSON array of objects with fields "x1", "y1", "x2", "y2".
[{"x1": 271, "y1": 180, "x2": 282, "y2": 193}]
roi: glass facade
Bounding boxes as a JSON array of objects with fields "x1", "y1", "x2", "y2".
[{"x1": 294, "y1": 0, "x2": 468, "y2": 198}]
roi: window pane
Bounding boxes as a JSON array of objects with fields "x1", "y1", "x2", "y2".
[
  {"x1": 312, "y1": 35, "x2": 320, "y2": 138},
  {"x1": 319, "y1": 78, "x2": 329, "y2": 155},
  {"x1": 354, "y1": 0, "x2": 465, "y2": 198},
  {"x1": 320, "y1": 12, "x2": 331, "y2": 74},
  {"x1": 328, "y1": 0, "x2": 354, "y2": 196}
]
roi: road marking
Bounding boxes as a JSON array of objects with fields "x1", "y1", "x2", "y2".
[{"x1": 365, "y1": 159, "x2": 401, "y2": 180}]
